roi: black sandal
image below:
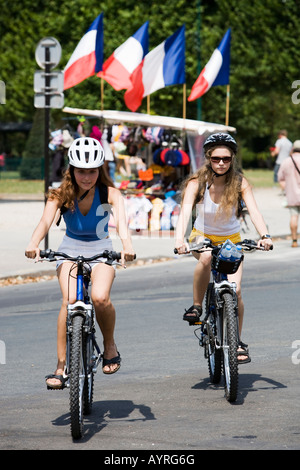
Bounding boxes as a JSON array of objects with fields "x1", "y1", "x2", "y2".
[
  {"x1": 237, "y1": 341, "x2": 251, "y2": 364},
  {"x1": 102, "y1": 351, "x2": 121, "y2": 374},
  {"x1": 183, "y1": 305, "x2": 202, "y2": 324},
  {"x1": 45, "y1": 373, "x2": 68, "y2": 390}
]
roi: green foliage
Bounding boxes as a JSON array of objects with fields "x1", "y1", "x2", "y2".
[
  {"x1": 1, "y1": 0, "x2": 300, "y2": 163},
  {"x1": 20, "y1": 109, "x2": 45, "y2": 179}
]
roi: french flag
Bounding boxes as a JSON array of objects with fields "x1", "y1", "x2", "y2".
[
  {"x1": 188, "y1": 28, "x2": 231, "y2": 101},
  {"x1": 99, "y1": 22, "x2": 149, "y2": 91},
  {"x1": 64, "y1": 13, "x2": 104, "y2": 90},
  {"x1": 124, "y1": 25, "x2": 185, "y2": 112}
]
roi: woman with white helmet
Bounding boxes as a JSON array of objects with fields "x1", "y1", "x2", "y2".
[
  {"x1": 25, "y1": 137, "x2": 135, "y2": 388},
  {"x1": 175, "y1": 133, "x2": 273, "y2": 364}
]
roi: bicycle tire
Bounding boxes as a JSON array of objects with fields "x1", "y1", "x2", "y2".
[
  {"x1": 222, "y1": 292, "x2": 239, "y2": 402},
  {"x1": 69, "y1": 315, "x2": 85, "y2": 439},
  {"x1": 83, "y1": 332, "x2": 94, "y2": 415},
  {"x1": 205, "y1": 283, "x2": 222, "y2": 384}
]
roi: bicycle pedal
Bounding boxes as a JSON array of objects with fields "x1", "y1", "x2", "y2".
[{"x1": 189, "y1": 321, "x2": 202, "y2": 326}]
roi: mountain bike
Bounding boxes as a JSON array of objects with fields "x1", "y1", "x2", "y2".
[
  {"x1": 176, "y1": 238, "x2": 272, "y2": 402},
  {"x1": 40, "y1": 248, "x2": 121, "y2": 439}
]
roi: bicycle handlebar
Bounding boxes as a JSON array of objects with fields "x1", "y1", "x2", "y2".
[
  {"x1": 174, "y1": 238, "x2": 273, "y2": 254},
  {"x1": 40, "y1": 248, "x2": 123, "y2": 263}
]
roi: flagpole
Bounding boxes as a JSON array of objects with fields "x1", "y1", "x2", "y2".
[
  {"x1": 225, "y1": 84, "x2": 230, "y2": 126},
  {"x1": 101, "y1": 78, "x2": 104, "y2": 111},
  {"x1": 183, "y1": 83, "x2": 186, "y2": 120},
  {"x1": 147, "y1": 95, "x2": 150, "y2": 114}
]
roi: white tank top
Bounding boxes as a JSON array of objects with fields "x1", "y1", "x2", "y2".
[{"x1": 194, "y1": 185, "x2": 240, "y2": 235}]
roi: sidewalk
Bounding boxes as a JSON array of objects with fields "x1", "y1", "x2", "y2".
[{"x1": 0, "y1": 186, "x2": 291, "y2": 280}]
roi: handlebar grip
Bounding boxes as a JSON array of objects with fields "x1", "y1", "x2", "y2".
[
  {"x1": 40, "y1": 249, "x2": 50, "y2": 258},
  {"x1": 174, "y1": 248, "x2": 178, "y2": 254}
]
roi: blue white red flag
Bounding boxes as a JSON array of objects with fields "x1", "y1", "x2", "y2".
[
  {"x1": 188, "y1": 28, "x2": 231, "y2": 101},
  {"x1": 99, "y1": 22, "x2": 149, "y2": 91},
  {"x1": 124, "y1": 25, "x2": 185, "y2": 112},
  {"x1": 64, "y1": 14, "x2": 104, "y2": 90}
]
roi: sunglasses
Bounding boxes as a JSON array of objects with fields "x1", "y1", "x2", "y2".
[{"x1": 210, "y1": 156, "x2": 232, "y2": 163}]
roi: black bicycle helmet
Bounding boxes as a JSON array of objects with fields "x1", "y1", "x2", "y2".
[{"x1": 203, "y1": 133, "x2": 237, "y2": 154}]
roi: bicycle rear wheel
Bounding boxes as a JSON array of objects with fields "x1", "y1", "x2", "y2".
[
  {"x1": 222, "y1": 292, "x2": 239, "y2": 402},
  {"x1": 69, "y1": 315, "x2": 85, "y2": 439},
  {"x1": 205, "y1": 283, "x2": 222, "y2": 384}
]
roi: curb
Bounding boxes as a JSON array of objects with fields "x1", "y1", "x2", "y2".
[{"x1": 0, "y1": 234, "x2": 290, "y2": 287}]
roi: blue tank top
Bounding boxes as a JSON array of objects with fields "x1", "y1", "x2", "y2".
[{"x1": 63, "y1": 187, "x2": 110, "y2": 241}]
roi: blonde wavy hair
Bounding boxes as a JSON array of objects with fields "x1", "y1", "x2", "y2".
[
  {"x1": 181, "y1": 146, "x2": 243, "y2": 220},
  {"x1": 47, "y1": 165, "x2": 114, "y2": 210}
]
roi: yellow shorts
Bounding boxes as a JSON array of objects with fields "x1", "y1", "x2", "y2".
[{"x1": 189, "y1": 227, "x2": 241, "y2": 247}]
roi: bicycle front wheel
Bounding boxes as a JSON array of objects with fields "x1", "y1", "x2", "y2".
[
  {"x1": 83, "y1": 332, "x2": 94, "y2": 415},
  {"x1": 69, "y1": 315, "x2": 85, "y2": 439},
  {"x1": 205, "y1": 283, "x2": 222, "y2": 384},
  {"x1": 222, "y1": 292, "x2": 239, "y2": 402}
]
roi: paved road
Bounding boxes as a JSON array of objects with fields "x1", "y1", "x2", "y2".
[{"x1": 0, "y1": 243, "x2": 299, "y2": 450}]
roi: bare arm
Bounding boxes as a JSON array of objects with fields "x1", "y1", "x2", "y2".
[
  {"x1": 108, "y1": 187, "x2": 135, "y2": 263},
  {"x1": 25, "y1": 198, "x2": 61, "y2": 259},
  {"x1": 175, "y1": 179, "x2": 199, "y2": 253},
  {"x1": 242, "y1": 177, "x2": 273, "y2": 249}
]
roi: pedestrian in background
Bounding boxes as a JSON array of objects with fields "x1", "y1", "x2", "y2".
[
  {"x1": 271, "y1": 130, "x2": 292, "y2": 183},
  {"x1": 278, "y1": 140, "x2": 300, "y2": 247}
]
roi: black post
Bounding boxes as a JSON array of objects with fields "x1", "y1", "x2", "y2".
[{"x1": 44, "y1": 46, "x2": 50, "y2": 250}]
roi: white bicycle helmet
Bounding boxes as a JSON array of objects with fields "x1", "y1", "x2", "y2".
[{"x1": 68, "y1": 137, "x2": 105, "y2": 168}]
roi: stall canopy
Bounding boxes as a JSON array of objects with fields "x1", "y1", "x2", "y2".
[{"x1": 62, "y1": 107, "x2": 236, "y2": 171}]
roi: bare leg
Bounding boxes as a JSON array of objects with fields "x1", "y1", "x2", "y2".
[
  {"x1": 228, "y1": 263, "x2": 248, "y2": 361},
  {"x1": 46, "y1": 262, "x2": 76, "y2": 387},
  {"x1": 290, "y1": 214, "x2": 298, "y2": 246},
  {"x1": 91, "y1": 263, "x2": 119, "y2": 373},
  {"x1": 192, "y1": 251, "x2": 212, "y2": 306}
]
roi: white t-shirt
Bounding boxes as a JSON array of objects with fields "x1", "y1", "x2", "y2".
[{"x1": 274, "y1": 136, "x2": 292, "y2": 165}]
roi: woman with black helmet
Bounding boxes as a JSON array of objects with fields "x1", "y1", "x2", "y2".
[
  {"x1": 175, "y1": 133, "x2": 273, "y2": 363},
  {"x1": 25, "y1": 137, "x2": 135, "y2": 388}
]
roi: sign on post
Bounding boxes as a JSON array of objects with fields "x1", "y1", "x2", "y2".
[
  {"x1": 34, "y1": 37, "x2": 64, "y2": 249},
  {"x1": 35, "y1": 36, "x2": 62, "y2": 70},
  {"x1": 34, "y1": 37, "x2": 64, "y2": 109}
]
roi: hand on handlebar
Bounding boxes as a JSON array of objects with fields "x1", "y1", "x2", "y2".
[
  {"x1": 257, "y1": 238, "x2": 273, "y2": 251},
  {"x1": 25, "y1": 243, "x2": 40, "y2": 261},
  {"x1": 174, "y1": 242, "x2": 190, "y2": 255}
]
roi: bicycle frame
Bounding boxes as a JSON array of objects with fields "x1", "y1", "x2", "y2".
[
  {"x1": 191, "y1": 240, "x2": 243, "y2": 402},
  {"x1": 39, "y1": 248, "x2": 121, "y2": 439},
  {"x1": 65, "y1": 258, "x2": 101, "y2": 382}
]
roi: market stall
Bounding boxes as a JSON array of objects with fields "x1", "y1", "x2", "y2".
[{"x1": 63, "y1": 107, "x2": 236, "y2": 232}]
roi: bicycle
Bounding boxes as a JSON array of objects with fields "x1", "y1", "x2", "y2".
[
  {"x1": 175, "y1": 238, "x2": 272, "y2": 402},
  {"x1": 40, "y1": 248, "x2": 121, "y2": 439}
]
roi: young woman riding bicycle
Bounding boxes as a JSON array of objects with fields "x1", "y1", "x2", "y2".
[
  {"x1": 25, "y1": 137, "x2": 135, "y2": 388},
  {"x1": 175, "y1": 133, "x2": 273, "y2": 363}
]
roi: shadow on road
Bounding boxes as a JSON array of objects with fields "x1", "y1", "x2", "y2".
[
  {"x1": 51, "y1": 399, "x2": 156, "y2": 442},
  {"x1": 192, "y1": 373, "x2": 287, "y2": 405}
]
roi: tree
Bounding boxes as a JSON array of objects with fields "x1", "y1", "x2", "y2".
[
  {"x1": 19, "y1": 109, "x2": 45, "y2": 179},
  {"x1": 1, "y1": 0, "x2": 300, "y2": 164}
]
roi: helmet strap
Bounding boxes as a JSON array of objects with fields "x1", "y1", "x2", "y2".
[
  {"x1": 207, "y1": 166, "x2": 232, "y2": 189},
  {"x1": 77, "y1": 184, "x2": 95, "y2": 203}
]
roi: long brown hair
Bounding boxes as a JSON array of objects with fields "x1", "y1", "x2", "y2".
[
  {"x1": 47, "y1": 165, "x2": 114, "y2": 210},
  {"x1": 181, "y1": 146, "x2": 243, "y2": 220}
]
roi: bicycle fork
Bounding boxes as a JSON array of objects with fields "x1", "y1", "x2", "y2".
[
  {"x1": 66, "y1": 302, "x2": 102, "y2": 382},
  {"x1": 195, "y1": 280, "x2": 239, "y2": 353}
]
